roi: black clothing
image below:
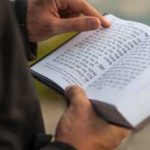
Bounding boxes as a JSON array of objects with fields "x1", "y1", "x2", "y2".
[
  {"x1": 13, "y1": 0, "x2": 37, "y2": 60},
  {"x1": 0, "y1": 0, "x2": 75, "y2": 150}
]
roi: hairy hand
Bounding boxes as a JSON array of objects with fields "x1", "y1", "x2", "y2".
[
  {"x1": 27, "y1": 0, "x2": 110, "y2": 42},
  {"x1": 55, "y1": 86, "x2": 130, "y2": 150}
]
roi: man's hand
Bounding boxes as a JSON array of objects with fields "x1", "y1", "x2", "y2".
[
  {"x1": 27, "y1": 0, "x2": 110, "y2": 42},
  {"x1": 55, "y1": 86, "x2": 130, "y2": 150}
]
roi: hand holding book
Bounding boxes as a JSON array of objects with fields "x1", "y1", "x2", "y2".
[
  {"x1": 55, "y1": 86, "x2": 130, "y2": 150},
  {"x1": 31, "y1": 14, "x2": 150, "y2": 128},
  {"x1": 27, "y1": 0, "x2": 110, "y2": 42}
]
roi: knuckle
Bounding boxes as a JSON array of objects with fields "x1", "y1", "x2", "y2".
[
  {"x1": 117, "y1": 128, "x2": 130, "y2": 139},
  {"x1": 110, "y1": 131, "x2": 129, "y2": 148},
  {"x1": 121, "y1": 130, "x2": 130, "y2": 138},
  {"x1": 65, "y1": 86, "x2": 79, "y2": 98},
  {"x1": 68, "y1": 86, "x2": 79, "y2": 93},
  {"x1": 77, "y1": 0, "x2": 84, "y2": 3},
  {"x1": 107, "y1": 138, "x2": 122, "y2": 149}
]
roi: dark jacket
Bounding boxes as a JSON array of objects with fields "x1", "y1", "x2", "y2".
[{"x1": 0, "y1": 0, "x2": 75, "y2": 150}]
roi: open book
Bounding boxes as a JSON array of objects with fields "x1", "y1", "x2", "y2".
[{"x1": 31, "y1": 14, "x2": 150, "y2": 128}]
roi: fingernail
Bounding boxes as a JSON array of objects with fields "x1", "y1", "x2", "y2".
[
  {"x1": 65, "y1": 86, "x2": 72, "y2": 92},
  {"x1": 89, "y1": 18, "x2": 101, "y2": 29},
  {"x1": 103, "y1": 17, "x2": 111, "y2": 27}
]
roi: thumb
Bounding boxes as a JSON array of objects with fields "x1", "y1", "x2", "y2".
[
  {"x1": 65, "y1": 86, "x2": 90, "y2": 108},
  {"x1": 58, "y1": 16, "x2": 101, "y2": 33}
]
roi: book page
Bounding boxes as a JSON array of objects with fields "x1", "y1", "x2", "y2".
[
  {"x1": 31, "y1": 14, "x2": 149, "y2": 90},
  {"x1": 87, "y1": 35, "x2": 150, "y2": 105}
]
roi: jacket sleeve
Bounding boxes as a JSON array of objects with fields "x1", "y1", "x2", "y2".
[
  {"x1": 33, "y1": 134, "x2": 76, "y2": 150},
  {"x1": 0, "y1": 1, "x2": 76, "y2": 150},
  {"x1": 11, "y1": 0, "x2": 37, "y2": 61},
  {"x1": 40, "y1": 141, "x2": 76, "y2": 150}
]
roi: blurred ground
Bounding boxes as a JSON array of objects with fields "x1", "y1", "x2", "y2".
[{"x1": 32, "y1": 0, "x2": 150, "y2": 150}]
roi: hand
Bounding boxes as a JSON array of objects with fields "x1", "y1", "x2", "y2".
[
  {"x1": 27, "y1": 0, "x2": 110, "y2": 42},
  {"x1": 55, "y1": 86, "x2": 130, "y2": 150}
]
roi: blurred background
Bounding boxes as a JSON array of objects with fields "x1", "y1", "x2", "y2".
[
  {"x1": 32, "y1": 0, "x2": 150, "y2": 150},
  {"x1": 88, "y1": 0, "x2": 150, "y2": 25}
]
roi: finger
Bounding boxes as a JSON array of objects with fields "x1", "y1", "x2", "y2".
[
  {"x1": 110, "y1": 125, "x2": 131, "y2": 139},
  {"x1": 102, "y1": 126, "x2": 131, "y2": 149},
  {"x1": 82, "y1": 1, "x2": 111, "y2": 27},
  {"x1": 65, "y1": 86, "x2": 89, "y2": 107},
  {"x1": 57, "y1": 16, "x2": 100, "y2": 33},
  {"x1": 68, "y1": 0, "x2": 110, "y2": 27}
]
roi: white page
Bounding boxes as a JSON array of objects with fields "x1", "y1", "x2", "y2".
[
  {"x1": 31, "y1": 14, "x2": 149, "y2": 91},
  {"x1": 116, "y1": 37, "x2": 150, "y2": 126},
  {"x1": 117, "y1": 72, "x2": 150, "y2": 127},
  {"x1": 87, "y1": 35, "x2": 150, "y2": 109}
]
